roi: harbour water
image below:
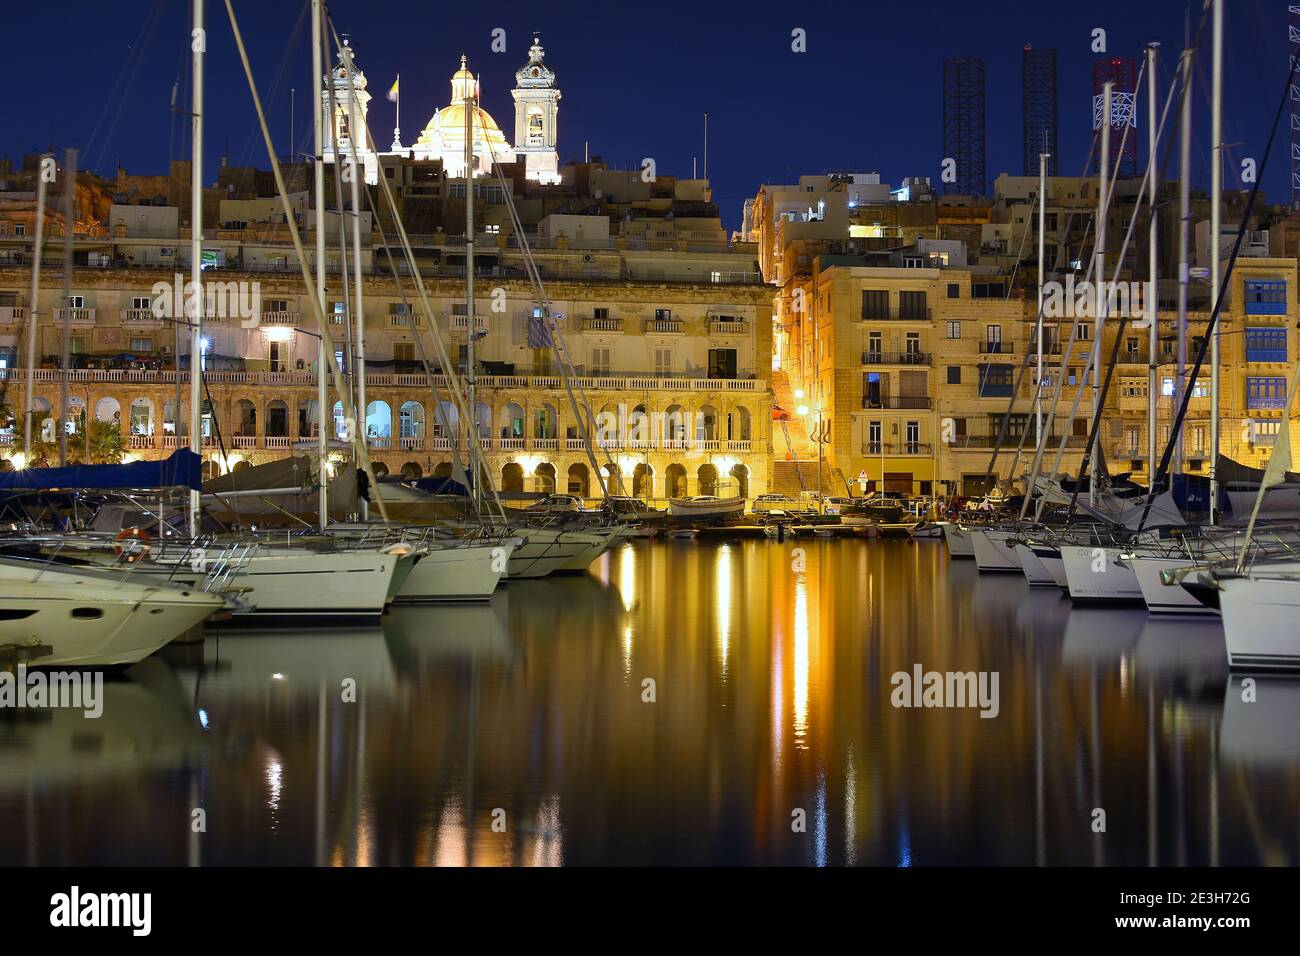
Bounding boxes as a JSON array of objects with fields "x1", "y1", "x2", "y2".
[{"x1": 2, "y1": 537, "x2": 1296, "y2": 866}]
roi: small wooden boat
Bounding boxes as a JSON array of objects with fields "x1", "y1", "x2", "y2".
[{"x1": 667, "y1": 495, "x2": 746, "y2": 520}]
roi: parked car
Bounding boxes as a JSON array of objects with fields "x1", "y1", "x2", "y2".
[
  {"x1": 753, "y1": 493, "x2": 801, "y2": 514},
  {"x1": 524, "y1": 494, "x2": 586, "y2": 515}
]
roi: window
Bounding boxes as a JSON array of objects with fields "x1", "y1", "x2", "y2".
[
  {"x1": 269, "y1": 341, "x2": 286, "y2": 372},
  {"x1": 866, "y1": 331, "x2": 882, "y2": 361},
  {"x1": 867, "y1": 420, "x2": 882, "y2": 454},
  {"x1": 946, "y1": 320, "x2": 962, "y2": 339},
  {"x1": 861, "y1": 289, "x2": 889, "y2": 320},
  {"x1": 654, "y1": 348, "x2": 673, "y2": 377},
  {"x1": 394, "y1": 343, "x2": 414, "y2": 362},
  {"x1": 947, "y1": 283, "x2": 960, "y2": 299},
  {"x1": 904, "y1": 332, "x2": 921, "y2": 358},
  {"x1": 532, "y1": 348, "x2": 551, "y2": 376},
  {"x1": 131, "y1": 296, "x2": 151, "y2": 310},
  {"x1": 66, "y1": 295, "x2": 85, "y2": 308},
  {"x1": 1251, "y1": 419, "x2": 1282, "y2": 446},
  {"x1": 1244, "y1": 278, "x2": 1287, "y2": 315},
  {"x1": 1045, "y1": 213, "x2": 1058, "y2": 232},
  {"x1": 590, "y1": 347, "x2": 611, "y2": 376},
  {"x1": 978, "y1": 364, "x2": 1015, "y2": 398},
  {"x1": 708, "y1": 348, "x2": 738, "y2": 379},
  {"x1": 1191, "y1": 425, "x2": 1207, "y2": 454},
  {"x1": 899, "y1": 290, "x2": 927, "y2": 320},
  {"x1": 130, "y1": 337, "x2": 152, "y2": 352},
  {"x1": 334, "y1": 348, "x2": 346, "y2": 373},
  {"x1": 905, "y1": 420, "x2": 920, "y2": 453},
  {"x1": 1161, "y1": 376, "x2": 1208, "y2": 398},
  {"x1": 971, "y1": 282, "x2": 1006, "y2": 299},
  {"x1": 1076, "y1": 322, "x2": 1091, "y2": 340},
  {"x1": 70, "y1": 335, "x2": 87, "y2": 354},
  {"x1": 654, "y1": 308, "x2": 672, "y2": 322},
  {"x1": 1246, "y1": 376, "x2": 1287, "y2": 410},
  {"x1": 265, "y1": 298, "x2": 289, "y2": 313},
  {"x1": 331, "y1": 301, "x2": 346, "y2": 323},
  {"x1": 594, "y1": 306, "x2": 610, "y2": 321},
  {"x1": 985, "y1": 325, "x2": 1003, "y2": 353},
  {"x1": 1245, "y1": 327, "x2": 1288, "y2": 363},
  {"x1": 947, "y1": 365, "x2": 962, "y2": 385},
  {"x1": 14, "y1": 224, "x2": 25, "y2": 237}
]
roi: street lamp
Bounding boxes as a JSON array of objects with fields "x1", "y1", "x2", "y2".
[{"x1": 797, "y1": 402, "x2": 824, "y2": 514}]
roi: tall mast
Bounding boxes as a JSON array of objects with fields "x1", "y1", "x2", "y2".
[
  {"x1": 1176, "y1": 47, "x2": 1194, "y2": 476},
  {"x1": 1092, "y1": 82, "x2": 1112, "y2": 507},
  {"x1": 464, "y1": 58, "x2": 479, "y2": 511},
  {"x1": 1036, "y1": 147, "x2": 1048, "y2": 444},
  {"x1": 23, "y1": 156, "x2": 48, "y2": 456},
  {"x1": 188, "y1": 0, "x2": 204, "y2": 537},
  {"x1": 340, "y1": 40, "x2": 367, "y2": 518},
  {"x1": 59, "y1": 148, "x2": 76, "y2": 468},
  {"x1": 313, "y1": 0, "x2": 328, "y2": 530},
  {"x1": 1209, "y1": 0, "x2": 1223, "y2": 523},
  {"x1": 1147, "y1": 43, "x2": 1160, "y2": 480}
]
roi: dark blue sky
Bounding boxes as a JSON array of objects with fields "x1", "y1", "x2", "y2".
[{"x1": 5, "y1": 0, "x2": 1291, "y2": 230}]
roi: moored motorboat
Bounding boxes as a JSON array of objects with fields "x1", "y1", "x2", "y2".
[{"x1": 667, "y1": 495, "x2": 746, "y2": 520}]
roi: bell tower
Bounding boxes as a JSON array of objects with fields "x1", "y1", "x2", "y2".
[
  {"x1": 511, "y1": 35, "x2": 561, "y2": 184},
  {"x1": 322, "y1": 36, "x2": 378, "y2": 184}
]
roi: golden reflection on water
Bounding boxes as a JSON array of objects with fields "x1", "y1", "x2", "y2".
[{"x1": 5, "y1": 539, "x2": 1300, "y2": 866}]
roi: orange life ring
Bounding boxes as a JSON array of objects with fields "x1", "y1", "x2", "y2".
[{"x1": 114, "y1": 527, "x2": 152, "y2": 563}]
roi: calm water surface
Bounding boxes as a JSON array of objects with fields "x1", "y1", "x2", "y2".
[{"x1": 2, "y1": 538, "x2": 1297, "y2": 866}]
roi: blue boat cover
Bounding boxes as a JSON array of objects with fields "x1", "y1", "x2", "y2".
[{"x1": 0, "y1": 448, "x2": 202, "y2": 491}]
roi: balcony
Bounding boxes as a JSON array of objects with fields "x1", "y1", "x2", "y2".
[
  {"x1": 709, "y1": 318, "x2": 748, "y2": 336},
  {"x1": 645, "y1": 318, "x2": 684, "y2": 334},
  {"x1": 861, "y1": 350, "x2": 931, "y2": 366},
  {"x1": 388, "y1": 313, "x2": 426, "y2": 329},
  {"x1": 862, "y1": 396, "x2": 932, "y2": 410},
  {"x1": 450, "y1": 314, "x2": 490, "y2": 333},
  {"x1": 232, "y1": 435, "x2": 256, "y2": 449},
  {"x1": 978, "y1": 341, "x2": 1014, "y2": 355},
  {"x1": 260, "y1": 311, "x2": 300, "y2": 326},
  {"x1": 1117, "y1": 349, "x2": 1150, "y2": 364},
  {"x1": 55, "y1": 307, "x2": 95, "y2": 324},
  {"x1": 0, "y1": 306, "x2": 28, "y2": 323},
  {"x1": 582, "y1": 316, "x2": 623, "y2": 333},
  {"x1": 119, "y1": 308, "x2": 162, "y2": 325},
  {"x1": 864, "y1": 442, "x2": 934, "y2": 456},
  {"x1": 861, "y1": 308, "x2": 933, "y2": 322}
]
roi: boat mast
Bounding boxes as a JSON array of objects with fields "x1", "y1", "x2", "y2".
[
  {"x1": 189, "y1": 0, "x2": 204, "y2": 537},
  {"x1": 312, "y1": 0, "x2": 328, "y2": 530},
  {"x1": 1209, "y1": 0, "x2": 1223, "y2": 524},
  {"x1": 1176, "y1": 46, "x2": 1194, "y2": 477},
  {"x1": 340, "y1": 40, "x2": 367, "y2": 519},
  {"x1": 1036, "y1": 146, "x2": 1047, "y2": 445},
  {"x1": 59, "y1": 149, "x2": 75, "y2": 468},
  {"x1": 464, "y1": 59, "x2": 480, "y2": 512},
  {"x1": 1146, "y1": 43, "x2": 1160, "y2": 483},
  {"x1": 23, "y1": 157, "x2": 48, "y2": 457},
  {"x1": 1092, "y1": 82, "x2": 1111, "y2": 508}
]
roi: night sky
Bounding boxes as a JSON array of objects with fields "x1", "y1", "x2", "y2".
[{"x1": 4, "y1": 0, "x2": 1292, "y2": 230}]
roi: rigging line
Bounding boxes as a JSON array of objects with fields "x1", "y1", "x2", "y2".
[
  {"x1": 235, "y1": 0, "x2": 310, "y2": 167},
  {"x1": 222, "y1": 0, "x2": 389, "y2": 524},
  {"x1": 82, "y1": 0, "x2": 167, "y2": 167},
  {"x1": 1063, "y1": 43, "x2": 1190, "y2": 520},
  {"x1": 320, "y1": 12, "x2": 507, "y2": 522},
  {"x1": 481, "y1": 151, "x2": 622, "y2": 498},
  {"x1": 1137, "y1": 11, "x2": 1300, "y2": 533},
  {"x1": 983, "y1": 129, "x2": 1100, "y2": 490}
]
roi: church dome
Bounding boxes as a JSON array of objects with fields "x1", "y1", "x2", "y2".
[{"x1": 412, "y1": 55, "x2": 515, "y2": 173}]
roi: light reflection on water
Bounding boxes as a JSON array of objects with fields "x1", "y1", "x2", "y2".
[{"x1": 1, "y1": 538, "x2": 1297, "y2": 866}]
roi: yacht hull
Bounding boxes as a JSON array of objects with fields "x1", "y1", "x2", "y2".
[
  {"x1": 972, "y1": 529, "x2": 1021, "y2": 573},
  {"x1": 1060, "y1": 545, "x2": 1144, "y2": 604},
  {"x1": 1218, "y1": 575, "x2": 1300, "y2": 670}
]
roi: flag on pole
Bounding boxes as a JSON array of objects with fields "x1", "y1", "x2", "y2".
[{"x1": 387, "y1": 75, "x2": 399, "y2": 102}]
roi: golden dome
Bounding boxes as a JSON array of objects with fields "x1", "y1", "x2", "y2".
[{"x1": 413, "y1": 55, "x2": 514, "y2": 164}]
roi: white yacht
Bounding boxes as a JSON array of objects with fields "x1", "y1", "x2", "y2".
[
  {"x1": 0, "y1": 555, "x2": 225, "y2": 667},
  {"x1": 971, "y1": 528, "x2": 1021, "y2": 573},
  {"x1": 1213, "y1": 566, "x2": 1300, "y2": 670}
]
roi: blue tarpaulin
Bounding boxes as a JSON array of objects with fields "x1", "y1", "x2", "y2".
[
  {"x1": 0, "y1": 448, "x2": 202, "y2": 491},
  {"x1": 406, "y1": 475, "x2": 470, "y2": 497}
]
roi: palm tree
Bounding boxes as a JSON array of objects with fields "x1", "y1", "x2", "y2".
[{"x1": 83, "y1": 419, "x2": 125, "y2": 464}]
